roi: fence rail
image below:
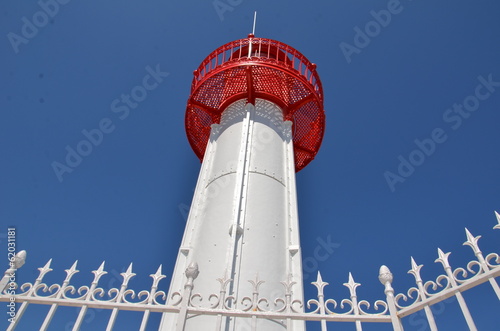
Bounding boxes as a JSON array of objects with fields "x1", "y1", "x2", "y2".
[{"x1": 1, "y1": 211, "x2": 500, "y2": 330}]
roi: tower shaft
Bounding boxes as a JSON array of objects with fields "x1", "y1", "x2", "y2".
[{"x1": 161, "y1": 99, "x2": 304, "y2": 330}]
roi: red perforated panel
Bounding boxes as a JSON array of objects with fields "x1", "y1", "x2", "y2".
[{"x1": 185, "y1": 35, "x2": 325, "y2": 171}]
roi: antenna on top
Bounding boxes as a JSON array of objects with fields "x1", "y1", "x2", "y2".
[{"x1": 252, "y1": 11, "x2": 257, "y2": 35}]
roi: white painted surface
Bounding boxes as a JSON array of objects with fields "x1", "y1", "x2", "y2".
[{"x1": 160, "y1": 99, "x2": 304, "y2": 330}]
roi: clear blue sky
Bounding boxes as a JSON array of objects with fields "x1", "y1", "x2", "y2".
[{"x1": 1, "y1": 0, "x2": 499, "y2": 330}]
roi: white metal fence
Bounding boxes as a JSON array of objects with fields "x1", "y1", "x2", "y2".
[{"x1": 1, "y1": 212, "x2": 500, "y2": 330}]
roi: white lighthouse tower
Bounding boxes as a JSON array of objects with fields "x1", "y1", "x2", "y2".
[{"x1": 160, "y1": 33, "x2": 325, "y2": 330}]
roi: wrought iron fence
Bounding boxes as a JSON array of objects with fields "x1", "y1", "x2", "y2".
[{"x1": 1, "y1": 212, "x2": 499, "y2": 330}]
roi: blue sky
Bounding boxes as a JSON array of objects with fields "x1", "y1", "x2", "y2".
[{"x1": 1, "y1": 0, "x2": 499, "y2": 330}]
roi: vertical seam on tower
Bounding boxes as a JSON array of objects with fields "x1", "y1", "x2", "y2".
[
  {"x1": 285, "y1": 120, "x2": 306, "y2": 319},
  {"x1": 284, "y1": 120, "x2": 293, "y2": 297},
  {"x1": 224, "y1": 101, "x2": 253, "y2": 331},
  {"x1": 233, "y1": 102, "x2": 254, "y2": 316}
]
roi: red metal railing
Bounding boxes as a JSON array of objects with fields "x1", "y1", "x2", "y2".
[{"x1": 192, "y1": 37, "x2": 323, "y2": 101}]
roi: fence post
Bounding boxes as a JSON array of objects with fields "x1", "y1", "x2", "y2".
[
  {"x1": 281, "y1": 274, "x2": 297, "y2": 330},
  {"x1": 247, "y1": 274, "x2": 265, "y2": 331},
  {"x1": 106, "y1": 263, "x2": 136, "y2": 331},
  {"x1": 435, "y1": 249, "x2": 478, "y2": 331},
  {"x1": 72, "y1": 261, "x2": 107, "y2": 331},
  {"x1": 1, "y1": 251, "x2": 26, "y2": 330},
  {"x1": 8, "y1": 257, "x2": 52, "y2": 331},
  {"x1": 463, "y1": 228, "x2": 500, "y2": 300},
  {"x1": 408, "y1": 257, "x2": 437, "y2": 331},
  {"x1": 176, "y1": 262, "x2": 199, "y2": 331},
  {"x1": 343, "y1": 273, "x2": 362, "y2": 331},
  {"x1": 40, "y1": 260, "x2": 79, "y2": 331},
  {"x1": 214, "y1": 270, "x2": 232, "y2": 331},
  {"x1": 0, "y1": 251, "x2": 26, "y2": 292},
  {"x1": 379, "y1": 265, "x2": 403, "y2": 331},
  {"x1": 139, "y1": 265, "x2": 166, "y2": 331},
  {"x1": 312, "y1": 271, "x2": 328, "y2": 331}
]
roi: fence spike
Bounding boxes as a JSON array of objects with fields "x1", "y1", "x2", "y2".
[
  {"x1": 216, "y1": 269, "x2": 232, "y2": 289},
  {"x1": 91, "y1": 261, "x2": 108, "y2": 286},
  {"x1": 150, "y1": 265, "x2": 166, "y2": 283},
  {"x1": 154, "y1": 264, "x2": 162, "y2": 276},
  {"x1": 343, "y1": 272, "x2": 360, "y2": 297},
  {"x1": 316, "y1": 271, "x2": 323, "y2": 284},
  {"x1": 63, "y1": 260, "x2": 79, "y2": 283},
  {"x1": 121, "y1": 263, "x2": 136, "y2": 287},
  {"x1": 435, "y1": 248, "x2": 451, "y2": 270},
  {"x1": 463, "y1": 228, "x2": 482, "y2": 255},
  {"x1": 312, "y1": 271, "x2": 328, "y2": 296},
  {"x1": 281, "y1": 273, "x2": 297, "y2": 295},
  {"x1": 410, "y1": 256, "x2": 418, "y2": 270},
  {"x1": 97, "y1": 261, "x2": 106, "y2": 272},
  {"x1": 41, "y1": 258, "x2": 52, "y2": 270},
  {"x1": 494, "y1": 211, "x2": 500, "y2": 230},
  {"x1": 408, "y1": 257, "x2": 423, "y2": 283},
  {"x1": 69, "y1": 260, "x2": 78, "y2": 270},
  {"x1": 37, "y1": 258, "x2": 53, "y2": 281}
]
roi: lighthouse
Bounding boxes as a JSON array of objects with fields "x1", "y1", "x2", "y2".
[{"x1": 160, "y1": 33, "x2": 325, "y2": 330}]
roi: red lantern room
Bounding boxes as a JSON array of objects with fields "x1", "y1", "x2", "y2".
[{"x1": 185, "y1": 34, "x2": 325, "y2": 171}]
